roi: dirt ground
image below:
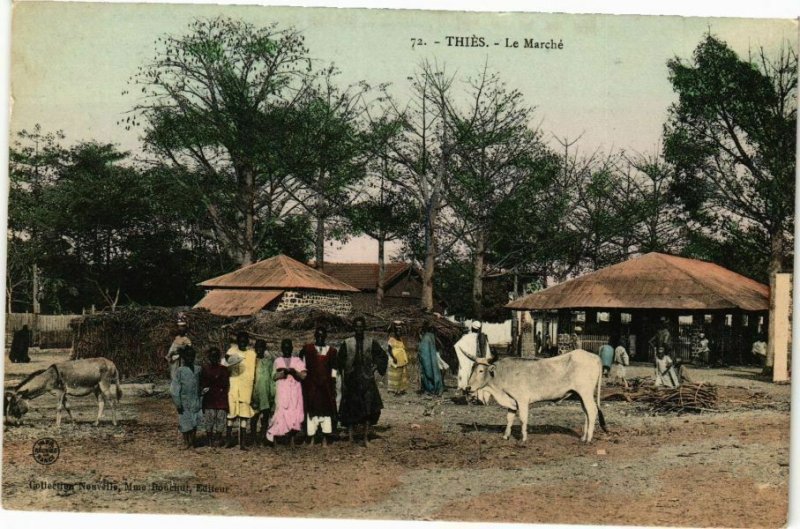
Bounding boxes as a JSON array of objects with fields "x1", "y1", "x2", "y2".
[{"x1": 2, "y1": 349, "x2": 790, "y2": 527}]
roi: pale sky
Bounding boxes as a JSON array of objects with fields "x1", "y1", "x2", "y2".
[{"x1": 8, "y1": 2, "x2": 798, "y2": 262}]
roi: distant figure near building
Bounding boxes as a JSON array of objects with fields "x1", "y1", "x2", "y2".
[
  {"x1": 611, "y1": 339, "x2": 630, "y2": 389},
  {"x1": 598, "y1": 339, "x2": 614, "y2": 377},
  {"x1": 654, "y1": 348, "x2": 679, "y2": 388},
  {"x1": 752, "y1": 335, "x2": 767, "y2": 367},
  {"x1": 571, "y1": 326, "x2": 583, "y2": 351},
  {"x1": 9, "y1": 325, "x2": 31, "y2": 363}
]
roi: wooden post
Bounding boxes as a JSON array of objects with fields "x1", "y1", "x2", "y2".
[{"x1": 771, "y1": 273, "x2": 791, "y2": 383}]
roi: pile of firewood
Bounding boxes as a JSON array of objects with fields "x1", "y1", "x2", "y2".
[{"x1": 635, "y1": 383, "x2": 718, "y2": 413}]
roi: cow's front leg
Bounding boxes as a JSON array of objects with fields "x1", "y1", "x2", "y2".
[
  {"x1": 518, "y1": 400, "x2": 530, "y2": 442},
  {"x1": 504, "y1": 410, "x2": 515, "y2": 440}
]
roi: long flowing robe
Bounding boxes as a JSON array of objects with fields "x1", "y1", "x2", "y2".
[
  {"x1": 301, "y1": 344, "x2": 338, "y2": 420},
  {"x1": 226, "y1": 346, "x2": 257, "y2": 419},
  {"x1": 454, "y1": 331, "x2": 492, "y2": 390},
  {"x1": 418, "y1": 332, "x2": 444, "y2": 395},
  {"x1": 599, "y1": 344, "x2": 615, "y2": 370},
  {"x1": 267, "y1": 356, "x2": 306, "y2": 439},
  {"x1": 200, "y1": 363, "x2": 229, "y2": 411},
  {"x1": 170, "y1": 365, "x2": 202, "y2": 433},
  {"x1": 251, "y1": 355, "x2": 277, "y2": 413},
  {"x1": 387, "y1": 336, "x2": 409, "y2": 393},
  {"x1": 338, "y1": 336, "x2": 388, "y2": 427}
]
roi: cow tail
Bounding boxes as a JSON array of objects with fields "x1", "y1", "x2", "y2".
[
  {"x1": 113, "y1": 364, "x2": 123, "y2": 401},
  {"x1": 596, "y1": 369, "x2": 608, "y2": 433}
]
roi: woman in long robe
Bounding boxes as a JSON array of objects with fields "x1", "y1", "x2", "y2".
[
  {"x1": 267, "y1": 339, "x2": 306, "y2": 446},
  {"x1": 386, "y1": 324, "x2": 409, "y2": 395},
  {"x1": 418, "y1": 323, "x2": 443, "y2": 395}
]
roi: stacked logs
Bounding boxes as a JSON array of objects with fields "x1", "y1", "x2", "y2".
[{"x1": 635, "y1": 383, "x2": 718, "y2": 413}]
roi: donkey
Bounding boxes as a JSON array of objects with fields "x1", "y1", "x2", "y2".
[{"x1": 10, "y1": 357, "x2": 123, "y2": 427}]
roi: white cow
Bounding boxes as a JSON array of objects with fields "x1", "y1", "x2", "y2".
[{"x1": 465, "y1": 349, "x2": 607, "y2": 443}]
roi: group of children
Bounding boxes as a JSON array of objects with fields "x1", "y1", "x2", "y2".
[{"x1": 167, "y1": 317, "x2": 446, "y2": 450}]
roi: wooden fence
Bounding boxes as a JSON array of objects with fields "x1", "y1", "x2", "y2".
[{"x1": 5, "y1": 313, "x2": 78, "y2": 348}]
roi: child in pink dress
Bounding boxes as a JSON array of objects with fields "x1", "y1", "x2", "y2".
[{"x1": 266, "y1": 339, "x2": 306, "y2": 447}]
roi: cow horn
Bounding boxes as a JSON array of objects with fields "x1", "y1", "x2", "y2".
[{"x1": 475, "y1": 358, "x2": 491, "y2": 366}]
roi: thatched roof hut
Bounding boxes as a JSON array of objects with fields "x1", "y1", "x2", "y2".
[
  {"x1": 507, "y1": 252, "x2": 768, "y2": 311},
  {"x1": 195, "y1": 254, "x2": 359, "y2": 317},
  {"x1": 507, "y1": 253, "x2": 768, "y2": 364}
]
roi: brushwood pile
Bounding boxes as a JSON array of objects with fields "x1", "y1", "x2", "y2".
[{"x1": 72, "y1": 306, "x2": 464, "y2": 380}]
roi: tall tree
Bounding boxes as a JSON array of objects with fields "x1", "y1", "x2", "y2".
[
  {"x1": 378, "y1": 61, "x2": 456, "y2": 311},
  {"x1": 445, "y1": 66, "x2": 552, "y2": 318},
  {"x1": 615, "y1": 151, "x2": 686, "y2": 255},
  {"x1": 346, "y1": 160, "x2": 415, "y2": 307},
  {"x1": 664, "y1": 34, "x2": 796, "y2": 373},
  {"x1": 8, "y1": 129, "x2": 233, "y2": 312},
  {"x1": 280, "y1": 67, "x2": 370, "y2": 267},
  {"x1": 129, "y1": 17, "x2": 311, "y2": 266}
]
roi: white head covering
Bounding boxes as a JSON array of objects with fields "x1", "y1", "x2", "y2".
[{"x1": 471, "y1": 321, "x2": 482, "y2": 331}]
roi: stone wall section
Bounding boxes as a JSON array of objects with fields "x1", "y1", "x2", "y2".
[{"x1": 273, "y1": 290, "x2": 353, "y2": 317}]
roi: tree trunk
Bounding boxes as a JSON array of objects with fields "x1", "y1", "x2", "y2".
[
  {"x1": 376, "y1": 236, "x2": 386, "y2": 309},
  {"x1": 472, "y1": 230, "x2": 486, "y2": 319},
  {"x1": 764, "y1": 229, "x2": 785, "y2": 376},
  {"x1": 315, "y1": 209, "x2": 325, "y2": 269},
  {"x1": 240, "y1": 167, "x2": 256, "y2": 267},
  {"x1": 421, "y1": 206, "x2": 437, "y2": 312}
]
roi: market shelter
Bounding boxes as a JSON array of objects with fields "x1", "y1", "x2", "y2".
[
  {"x1": 195, "y1": 254, "x2": 359, "y2": 317},
  {"x1": 507, "y1": 252, "x2": 769, "y2": 363}
]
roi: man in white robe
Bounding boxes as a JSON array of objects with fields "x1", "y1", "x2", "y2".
[{"x1": 455, "y1": 321, "x2": 494, "y2": 401}]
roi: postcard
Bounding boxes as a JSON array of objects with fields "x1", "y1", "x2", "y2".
[{"x1": 3, "y1": 2, "x2": 795, "y2": 528}]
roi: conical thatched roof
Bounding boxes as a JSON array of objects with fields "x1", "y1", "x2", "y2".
[
  {"x1": 198, "y1": 254, "x2": 359, "y2": 293},
  {"x1": 507, "y1": 253, "x2": 768, "y2": 312}
]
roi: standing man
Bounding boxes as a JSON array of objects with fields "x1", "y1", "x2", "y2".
[
  {"x1": 166, "y1": 318, "x2": 191, "y2": 380},
  {"x1": 9, "y1": 325, "x2": 31, "y2": 363},
  {"x1": 225, "y1": 331, "x2": 257, "y2": 450},
  {"x1": 337, "y1": 316, "x2": 388, "y2": 446},
  {"x1": 454, "y1": 321, "x2": 493, "y2": 393},
  {"x1": 301, "y1": 326, "x2": 338, "y2": 446}
]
